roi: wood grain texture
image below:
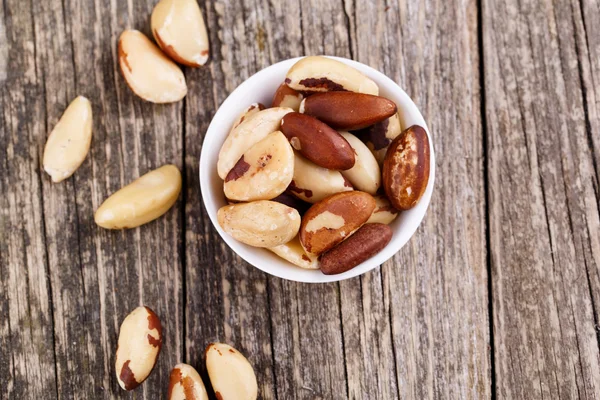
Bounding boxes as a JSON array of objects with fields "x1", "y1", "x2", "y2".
[{"x1": 483, "y1": 0, "x2": 600, "y2": 398}]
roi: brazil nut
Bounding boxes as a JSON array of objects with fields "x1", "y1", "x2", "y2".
[
  {"x1": 280, "y1": 112, "x2": 355, "y2": 170},
  {"x1": 300, "y1": 92, "x2": 397, "y2": 130},
  {"x1": 299, "y1": 191, "x2": 376, "y2": 255},
  {"x1": 383, "y1": 125, "x2": 430, "y2": 210},
  {"x1": 231, "y1": 103, "x2": 266, "y2": 130},
  {"x1": 285, "y1": 56, "x2": 379, "y2": 95},
  {"x1": 115, "y1": 306, "x2": 163, "y2": 391},
  {"x1": 271, "y1": 83, "x2": 303, "y2": 111},
  {"x1": 217, "y1": 107, "x2": 292, "y2": 179},
  {"x1": 288, "y1": 153, "x2": 353, "y2": 203},
  {"x1": 205, "y1": 343, "x2": 258, "y2": 400},
  {"x1": 339, "y1": 132, "x2": 381, "y2": 194},
  {"x1": 366, "y1": 195, "x2": 399, "y2": 225},
  {"x1": 224, "y1": 131, "x2": 294, "y2": 201},
  {"x1": 268, "y1": 236, "x2": 319, "y2": 270},
  {"x1": 168, "y1": 363, "x2": 209, "y2": 400},
  {"x1": 217, "y1": 201, "x2": 300, "y2": 247},
  {"x1": 320, "y1": 223, "x2": 392, "y2": 275},
  {"x1": 355, "y1": 112, "x2": 402, "y2": 164}
]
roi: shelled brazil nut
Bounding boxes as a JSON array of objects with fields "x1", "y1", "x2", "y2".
[
  {"x1": 168, "y1": 363, "x2": 209, "y2": 400},
  {"x1": 216, "y1": 56, "x2": 431, "y2": 275},
  {"x1": 205, "y1": 343, "x2": 258, "y2": 400},
  {"x1": 115, "y1": 307, "x2": 163, "y2": 391}
]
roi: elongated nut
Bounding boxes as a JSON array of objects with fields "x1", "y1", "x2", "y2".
[
  {"x1": 115, "y1": 306, "x2": 163, "y2": 391},
  {"x1": 95, "y1": 165, "x2": 182, "y2": 229},
  {"x1": 269, "y1": 236, "x2": 319, "y2": 270},
  {"x1": 118, "y1": 30, "x2": 187, "y2": 103},
  {"x1": 300, "y1": 92, "x2": 397, "y2": 130},
  {"x1": 339, "y1": 132, "x2": 381, "y2": 194},
  {"x1": 217, "y1": 107, "x2": 293, "y2": 179},
  {"x1": 285, "y1": 56, "x2": 379, "y2": 95},
  {"x1": 168, "y1": 363, "x2": 209, "y2": 400},
  {"x1": 231, "y1": 103, "x2": 266, "y2": 130},
  {"x1": 218, "y1": 201, "x2": 301, "y2": 247},
  {"x1": 355, "y1": 113, "x2": 402, "y2": 164},
  {"x1": 205, "y1": 343, "x2": 257, "y2": 400},
  {"x1": 280, "y1": 112, "x2": 355, "y2": 170},
  {"x1": 300, "y1": 191, "x2": 376, "y2": 255},
  {"x1": 320, "y1": 223, "x2": 392, "y2": 275},
  {"x1": 152, "y1": 0, "x2": 209, "y2": 67},
  {"x1": 366, "y1": 195, "x2": 399, "y2": 225},
  {"x1": 383, "y1": 125, "x2": 431, "y2": 210},
  {"x1": 288, "y1": 153, "x2": 353, "y2": 203},
  {"x1": 271, "y1": 83, "x2": 303, "y2": 111},
  {"x1": 42, "y1": 96, "x2": 93, "y2": 183},
  {"x1": 224, "y1": 131, "x2": 294, "y2": 201}
]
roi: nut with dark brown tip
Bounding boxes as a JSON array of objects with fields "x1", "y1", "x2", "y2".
[
  {"x1": 115, "y1": 306, "x2": 163, "y2": 391},
  {"x1": 168, "y1": 363, "x2": 209, "y2": 400},
  {"x1": 300, "y1": 92, "x2": 397, "y2": 130},
  {"x1": 354, "y1": 112, "x2": 402, "y2": 164},
  {"x1": 383, "y1": 125, "x2": 431, "y2": 210},
  {"x1": 271, "y1": 83, "x2": 303, "y2": 111},
  {"x1": 205, "y1": 343, "x2": 257, "y2": 400},
  {"x1": 320, "y1": 223, "x2": 392, "y2": 275},
  {"x1": 280, "y1": 112, "x2": 355, "y2": 170}
]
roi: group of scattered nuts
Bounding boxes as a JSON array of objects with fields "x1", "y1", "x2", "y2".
[
  {"x1": 42, "y1": 0, "x2": 209, "y2": 228},
  {"x1": 115, "y1": 306, "x2": 258, "y2": 399},
  {"x1": 217, "y1": 56, "x2": 431, "y2": 275}
]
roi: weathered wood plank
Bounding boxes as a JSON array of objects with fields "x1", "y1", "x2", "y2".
[
  {"x1": 483, "y1": 0, "x2": 600, "y2": 397},
  {"x1": 27, "y1": 0, "x2": 185, "y2": 397},
  {"x1": 342, "y1": 0, "x2": 490, "y2": 398},
  {"x1": 0, "y1": 0, "x2": 58, "y2": 398},
  {"x1": 183, "y1": 1, "x2": 277, "y2": 399}
]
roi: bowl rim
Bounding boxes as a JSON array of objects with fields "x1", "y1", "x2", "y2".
[{"x1": 199, "y1": 56, "x2": 435, "y2": 283}]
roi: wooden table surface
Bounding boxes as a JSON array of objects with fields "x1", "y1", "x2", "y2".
[{"x1": 1, "y1": 0, "x2": 599, "y2": 398}]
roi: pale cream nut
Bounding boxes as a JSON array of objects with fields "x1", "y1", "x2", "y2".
[
  {"x1": 339, "y1": 132, "x2": 381, "y2": 194},
  {"x1": 151, "y1": 0, "x2": 209, "y2": 67},
  {"x1": 115, "y1": 306, "x2": 162, "y2": 391},
  {"x1": 288, "y1": 153, "x2": 353, "y2": 203},
  {"x1": 205, "y1": 343, "x2": 257, "y2": 400},
  {"x1": 285, "y1": 56, "x2": 378, "y2": 95},
  {"x1": 365, "y1": 113, "x2": 402, "y2": 165},
  {"x1": 268, "y1": 236, "x2": 319, "y2": 269},
  {"x1": 42, "y1": 96, "x2": 93, "y2": 183},
  {"x1": 231, "y1": 103, "x2": 265, "y2": 130},
  {"x1": 168, "y1": 363, "x2": 209, "y2": 400},
  {"x1": 367, "y1": 195, "x2": 399, "y2": 225},
  {"x1": 95, "y1": 165, "x2": 182, "y2": 229},
  {"x1": 118, "y1": 30, "x2": 187, "y2": 103},
  {"x1": 217, "y1": 201, "x2": 300, "y2": 248},
  {"x1": 223, "y1": 131, "x2": 294, "y2": 201},
  {"x1": 217, "y1": 107, "x2": 292, "y2": 179}
]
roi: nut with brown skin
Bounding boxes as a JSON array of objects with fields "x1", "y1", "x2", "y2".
[
  {"x1": 115, "y1": 307, "x2": 163, "y2": 391},
  {"x1": 285, "y1": 56, "x2": 379, "y2": 95},
  {"x1": 43, "y1": 96, "x2": 93, "y2": 183},
  {"x1": 205, "y1": 343, "x2": 258, "y2": 400},
  {"x1": 118, "y1": 30, "x2": 187, "y2": 103},
  {"x1": 280, "y1": 112, "x2": 355, "y2": 170},
  {"x1": 299, "y1": 191, "x2": 376, "y2": 255},
  {"x1": 268, "y1": 236, "x2": 319, "y2": 270},
  {"x1": 300, "y1": 92, "x2": 397, "y2": 130},
  {"x1": 354, "y1": 112, "x2": 402, "y2": 164},
  {"x1": 288, "y1": 153, "x2": 353, "y2": 203},
  {"x1": 218, "y1": 201, "x2": 300, "y2": 248},
  {"x1": 383, "y1": 125, "x2": 431, "y2": 210},
  {"x1": 151, "y1": 0, "x2": 209, "y2": 67},
  {"x1": 366, "y1": 195, "x2": 399, "y2": 225},
  {"x1": 339, "y1": 131, "x2": 381, "y2": 194},
  {"x1": 320, "y1": 223, "x2": 392, "y2": 275},
  {"x1": 271, "y1": 83, "x2": 303, "y2": 111},
  {"x1": 168, "y1": 363, "x2": 209, "y2": 400},
  {"x1": 217, "y1": 107, "x2": 292, "y2": 179},
  {"x1": 223, "y1": 131, "x2": 294, "y2": 201},
  {"x1": 230, "y1": 103, "x2": 266, "y2": 130}
]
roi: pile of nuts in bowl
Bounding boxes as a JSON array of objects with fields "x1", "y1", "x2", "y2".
[{"x1": 217, "y1": 56, "x2": 431, "y2": 275}]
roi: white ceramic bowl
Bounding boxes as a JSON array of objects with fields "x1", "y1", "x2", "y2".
[{"x1": 200, "y1": 56, "x2": 435, "y2": 283}]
